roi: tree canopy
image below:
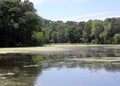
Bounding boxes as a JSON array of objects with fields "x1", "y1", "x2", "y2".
[
  {"x1": 0, "y1": 0, "x2": 43, "y2": 47},
  {"x1": 42, "y1": 18, "x2": 120, "y2": 44},
  {"x1": 0, "y1": 0, "x2": 120, "y2": 47}
]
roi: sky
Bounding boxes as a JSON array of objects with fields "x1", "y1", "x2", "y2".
[{"x1": 28, "y1": 0, "x2": 120, "y2": 22}]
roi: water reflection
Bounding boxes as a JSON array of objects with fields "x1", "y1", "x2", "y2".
[
  {"x1": 0, "y1": 53, "x2": 120, "y2": 86},
  {"x1": 66, "y1": 46, "x2": 120, "y2": 57},
  {"x1": 0, "y1": 54, "x2": 43, "y2": 86},
  {"x1": 35, "y1": 67, "x2": 120, "y2": 86}
]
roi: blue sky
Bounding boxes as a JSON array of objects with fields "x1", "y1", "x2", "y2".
[{"x1": 27, "y1": 0, "x2": 120, "y2": 22}]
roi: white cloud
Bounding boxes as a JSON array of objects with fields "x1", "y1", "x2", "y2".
[{"x1": 58, "y1": 12, "x2": 120, "y2": 22}]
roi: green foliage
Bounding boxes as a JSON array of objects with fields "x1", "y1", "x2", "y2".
[
  {"x1": 42, "y1": 17, "x2": 120, "y2": 44},
  {"x1": 91, "y1": 20, "x2": 104, "y2": 44},
  {"x1": 32, "y1": 32, "x2": 45, "y2": 46},
  {"x1": 1, "y1": 0, "x2": 120, "y2": 46},
  {"x1": 113, "y1": 34, "x2": 120, "y2": 44},
  {"x1": 82, "y1": 20, "x2": 92, "y2": 43},
  {"x1": 0, "y1": 0, "x2": 43, "y2": 47}
]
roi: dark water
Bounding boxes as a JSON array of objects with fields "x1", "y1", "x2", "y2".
[{"x1": 0, "y1": 47, "x2": 120, "y2": 86}]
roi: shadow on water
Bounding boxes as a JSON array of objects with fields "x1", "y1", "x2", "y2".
[{"x1": 0, "y1": 46, "x2": 120, "y2": 86}]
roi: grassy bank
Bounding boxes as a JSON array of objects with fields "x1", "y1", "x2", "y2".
[
  {"x1": 0, "y1": 44, "x2": 120, "y2": 54},
  {"x1": 0, "y1": 46, "x2": 69, "y2": 54}
]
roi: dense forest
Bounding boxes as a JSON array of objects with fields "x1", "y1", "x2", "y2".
[
  {"x1": 0, "y1": 0, "x2": 120, "y2": 47},
  {"x1": 43, "y1": 18, "x2": 120, "y2": 44}
]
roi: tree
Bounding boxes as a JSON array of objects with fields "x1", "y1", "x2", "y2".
[
  {"x1": 82, "y1": 20, "x2": 92, "y2": 43},
  {"x1": 0, "y1": 0, "x2": 43, "y2": 47},
  {"x1": 102, "y1": 18, "x2": 120, "y2": 44},
  {"x1": 32, "y1": 32, "x2": 45, "y2": 46},
  {"x1": 102, "y1": 21, "x2": 112, "y2": 44},
  {"x1": 113, "y1": 34, "x2": 120, "y2": 44},
  {"x1": 67, "y1": 26, "x2": 76, "y2": 43},
  {"x1": 91, "y1": 20, "x2": 104, "y2": 44},
  {"x1": 42, "y1": 17, "x2": 120, "y2": 44},
  {"x1": 19, "y1": 11, "x2": 42, "y2": 45}
]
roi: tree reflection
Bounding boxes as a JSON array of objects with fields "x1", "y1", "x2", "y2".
[{"x1": 0, "y1": 53, "x2": 120, "y2": 86}]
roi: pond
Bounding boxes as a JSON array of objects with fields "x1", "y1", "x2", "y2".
[{"x1": 0, "y1": 46, "x2": 120, "y2": 86}]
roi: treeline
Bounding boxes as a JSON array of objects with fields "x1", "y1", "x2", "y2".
[
  {"x1": 1, "y1": 0, "x2": 120, "y2": 47},
  {"x1": 43, "y1": 18, "x2": 120, "y2": 44},
  {"x1": 0, "y1": 0, "x2": 45, "y2": 47}
]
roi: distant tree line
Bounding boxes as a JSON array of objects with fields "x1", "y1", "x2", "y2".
[
  {"x1": 0, "y1": 0, "x2": 120, "y2": 47},
  {"x1": 42, "y1": 18, "x2": 120, "y2": 44}
]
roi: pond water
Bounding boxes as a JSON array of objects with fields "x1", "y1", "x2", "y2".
[
  {"x1": 35, "y1": 67, "x2": 120, "y2": 86},
  {"x1": 0, "y1": 46, "x2": 120, "y2": 86}
]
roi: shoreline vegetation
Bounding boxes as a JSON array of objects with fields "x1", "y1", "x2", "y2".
[
  {"x1": 1, "y1": 1, "x2": 120, "y2": 47},
  {"x1": 1, "y1": 44, "x2": 120, "y2": 62}
]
